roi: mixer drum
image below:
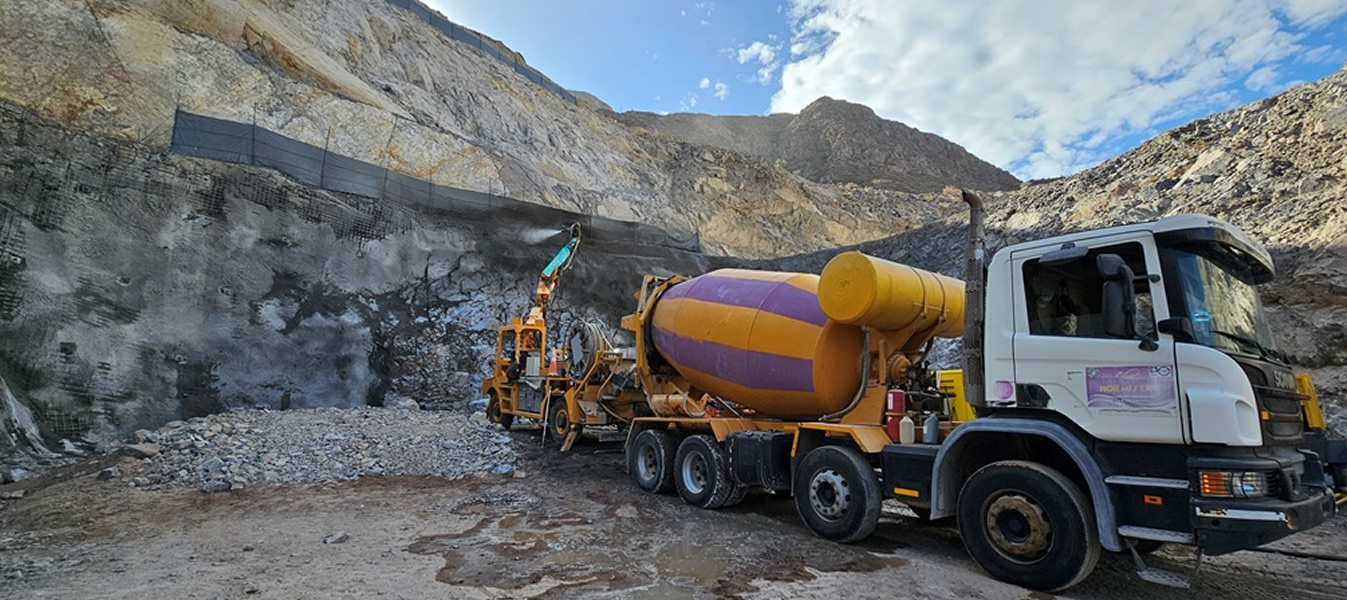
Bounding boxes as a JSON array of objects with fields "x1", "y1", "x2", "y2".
[{"x1": 649, "y1": 269, "x2": 864, "y2": 419}]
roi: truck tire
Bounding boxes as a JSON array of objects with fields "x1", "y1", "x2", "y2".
[
  {"x1": 957, "y1": 460, "x2": 1101, "y2": 592},
  {"x1": 628, "y1": 429, "x2": 677, "y2": 494},
  {"x1": 721, "y1": 482, "x2": 749, "y2": 508},
  {"x1": 793, "y1": 445, "x2": 881, "y2": 543},
  {"x1": 674, "y1": 435, "x2": 736, "y2": 508},
  {"x1": 486, "y1": 394, "x2": 512, "y2": 431}
]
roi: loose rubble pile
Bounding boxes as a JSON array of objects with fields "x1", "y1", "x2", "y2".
[{"x1": 113, "y1": 407, "x2": 517, "y2": 492}]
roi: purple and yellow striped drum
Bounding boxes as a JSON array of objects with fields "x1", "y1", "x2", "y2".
[{"x1": 649, "y1": 269, "x2": 866, "y2": 419}]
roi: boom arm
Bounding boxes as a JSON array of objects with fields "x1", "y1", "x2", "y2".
[{"x1": 527, "y1": 223, "x2": 581, "y2": 324}]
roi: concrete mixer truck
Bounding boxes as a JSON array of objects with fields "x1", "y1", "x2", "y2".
[{"x1": 618, "y1": 191, "x2": 1339, "y2": 592}]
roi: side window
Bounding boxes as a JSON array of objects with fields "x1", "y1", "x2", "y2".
[{"x1": 1023, "y1": 242, "x2": 1154, "y2": 338}]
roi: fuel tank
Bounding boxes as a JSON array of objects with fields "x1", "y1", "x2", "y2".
[{"x1": 649, "y1": 269, "x2": 863, "y2": 419}]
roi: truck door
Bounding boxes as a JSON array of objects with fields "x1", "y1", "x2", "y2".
[{"x1": 1010, "y1": 236, "x2": 1184, "y2": 444}]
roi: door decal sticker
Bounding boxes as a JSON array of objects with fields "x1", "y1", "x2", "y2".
[{"x1": 1085, "y1": 366, "x2": 1176, "y2": 409}]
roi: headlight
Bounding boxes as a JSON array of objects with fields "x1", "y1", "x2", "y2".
[{"x1": 1199, "y1": 471, "x2": 1270, "y2": 498}]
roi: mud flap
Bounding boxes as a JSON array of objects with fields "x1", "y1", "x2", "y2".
[{"x1": 560, "y1": 426, "x2": 581, "y2": 452}]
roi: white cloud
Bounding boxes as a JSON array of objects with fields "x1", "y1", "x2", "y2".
[
  {"x1": 681, "y1": 93, "x2": 700, "y2": 111},
  {"x1": 737, "y1": 40, "x2": 784, "y2": 86},
  {"x1": 699, "y1": 77, "x2": 711, "y2": 89},
  {"x1": 757, "y1": 64, "x2": 778, "y2": 85},
  {"x1": 772, "y1": 0, "x2": 1347, "y2": 179},
  {"x1": 1245, "y1": 66, "x2": 1281, "y2": 91},
  {"x1": 737, "y1": 41, "x2": 778, "y2": 65},
  {"x1": 714, "y1": 82, "x2": 730, "y2": 100},
  {"x1": 681, "y1": 9, "x2": 687, "y2": 16}
]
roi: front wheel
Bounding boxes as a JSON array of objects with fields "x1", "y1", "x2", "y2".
[
  {"x1": 793, "y1": 445, "x2": 881, "y2": 543},
  {"x1": 486, "y1": 393, "x2": 512, "y2": 430},
  {"x1": 547, "y1": 398, "x2": 580, "y2": 445},
  {"x1": 957, "y1": 460, "x2": 1100, "y2": 592}
]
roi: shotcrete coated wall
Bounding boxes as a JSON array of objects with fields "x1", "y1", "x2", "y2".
[{"x1": 0, "y1": 102, "x2": 710, "y2": 461}]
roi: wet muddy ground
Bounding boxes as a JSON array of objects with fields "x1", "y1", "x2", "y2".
[{"x1": 2, "y1": 426, "x2": 1346, "y2": 599}]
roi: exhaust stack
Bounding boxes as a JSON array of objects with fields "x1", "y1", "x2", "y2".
[{"x1": 961, "y1": 190, "x2": 986, "y2": 408}]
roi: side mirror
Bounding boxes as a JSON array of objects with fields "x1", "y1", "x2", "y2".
[
  {"x1": 1097, "y1": 254, "x2": 1137, "y2": 340},
  {"x1": 1158, "y1": 317, "x2": 1195, "y2": 343},
  {"x1": 1097, "y1": 254, "x2": 1158, "y2": 351}
]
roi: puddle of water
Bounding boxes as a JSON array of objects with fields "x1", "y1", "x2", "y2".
[
  {"x1": 406, "y1": 493, "x2": 909, "y2": 597},
  {"x1": 655, "y1": 539, "x2": 728, "y2": 581}
]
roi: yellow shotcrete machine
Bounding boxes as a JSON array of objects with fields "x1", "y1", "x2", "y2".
[{"x1": 481, "y1": 224, "x2": 646, "y2": 450}]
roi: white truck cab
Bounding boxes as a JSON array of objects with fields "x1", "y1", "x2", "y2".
[
  {"x1": 984, "y1": 215, "x2": 1291, "y2": 447},
  {"x1": 947, "y1": 202, "x2": 1335, "y2": 586}
]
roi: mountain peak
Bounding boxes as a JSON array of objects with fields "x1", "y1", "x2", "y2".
[{"x1": 618, "y1": 99, "x2": 1018, "y2": 193}]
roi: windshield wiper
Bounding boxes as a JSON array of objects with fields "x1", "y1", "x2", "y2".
[{"x1": 1212, "y1": 329, "x2": 1285, "y2": 363}]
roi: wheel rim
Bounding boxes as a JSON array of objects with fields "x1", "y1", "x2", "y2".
[
  {"x1": 552, "y1": 406, "x2": 568, "y2": 436},
  {"x1": 637, "y1": 443, "x2": 658, "y2": 482},
  {"x1": 681, "y1": 451, "x2": 708, "y2": 495},
  {"x1": 487, "y1": 400, "x2": 500, "y2": 422},
  {"x1": 984, "y1": 492, "x2": 1052, "y2": 563},
  {"x1": 809, "y1": 468, "x2": 851, "y2": 521}
]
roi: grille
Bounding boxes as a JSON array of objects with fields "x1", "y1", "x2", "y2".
[
  {"x1": 1251, "y1": 384, "x2": 1306, "y2": 445},
  {"x1": 1264, "y1": 470, "x2": 1284, "y2": 499}
]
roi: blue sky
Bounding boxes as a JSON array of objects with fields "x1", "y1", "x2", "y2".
[
  {"x1": 428, "y1": 1, "x2": 789, "y2": 114},
  {"x1": 429, "y1": 1, "x2": 1347, "y2": 180}
]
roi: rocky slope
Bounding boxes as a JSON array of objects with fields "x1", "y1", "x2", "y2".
[
  {"x1": 0, "y1": 0, "x2": 958, "y2": 258},
  {"x1": 618, "y1": 97, "x2": 1022, "y2": 193}
]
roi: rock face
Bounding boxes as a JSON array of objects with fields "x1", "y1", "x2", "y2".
[
  {"x1": 0, "y1": 99, "x2": 712, "y2": 467},
  {"x1": 0, "y1": 0, "x2": 956, "y2": 258},
  {"x1": 617, "y1": 97, "x2": 1022, "y2": 193}
]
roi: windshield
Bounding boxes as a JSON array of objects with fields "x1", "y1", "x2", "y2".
[{"x1": 1172, "y1": 249, "x2": 1277, "y2": 355}]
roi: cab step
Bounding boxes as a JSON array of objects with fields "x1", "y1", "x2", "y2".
[
  {"x1": 1118, "y1": 525, "x2": 1195, "y2": 544},
  {"x1": 1124, "y1": 537, "x2": 1202, "y2": 589}
]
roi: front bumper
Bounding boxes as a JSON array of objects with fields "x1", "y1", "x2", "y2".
[{"x1": 1191, "y1": 487, "x2": 1336, "y2": 555}]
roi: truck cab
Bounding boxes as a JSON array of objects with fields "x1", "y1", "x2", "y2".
[{"x1": 954, "y1": 213, "x2": 1336, "y2": 576}]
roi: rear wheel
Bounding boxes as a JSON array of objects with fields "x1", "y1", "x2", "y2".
[
  {"x1": 793, "y1": 445, "x2": 881, "y2": 543},
  {"x1": 486, "y1": 394, "x2": 512, "y2": 430},
  {"x1": 674, "y1": 435, "x2": 736, "y2": 508},
  {"x1": 628, "y1": 429, "x2": 677, "y2": 494},
  {"x1": 721, "y1": 482, "x2": 749, "y2": 508},
  {"x1": 957, "y1": 460, "x2": 1100, "y2": 592}
]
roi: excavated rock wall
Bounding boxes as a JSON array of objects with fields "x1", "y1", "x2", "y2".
[{"x1": 0, "y1": 101, "x2": 710, "y2": 470}]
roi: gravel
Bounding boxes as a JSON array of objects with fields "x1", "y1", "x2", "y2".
[{"x1": 122, "y1": 407, "x2": 516, "y2": 492}]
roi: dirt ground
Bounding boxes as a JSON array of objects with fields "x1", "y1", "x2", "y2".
[{"x1": 3, "y1": 427, "x2": 1346, "y2": 600}]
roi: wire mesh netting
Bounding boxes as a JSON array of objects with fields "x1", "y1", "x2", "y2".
[{"x1": 170, "y1": 110, "x2": 701, "y2": 252}]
